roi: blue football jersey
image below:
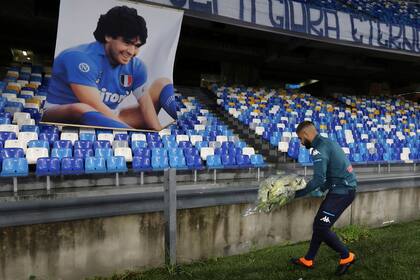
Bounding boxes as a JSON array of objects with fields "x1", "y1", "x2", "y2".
[{"x1": 47, "y1": 41, "x2": 147, "y2": 110}]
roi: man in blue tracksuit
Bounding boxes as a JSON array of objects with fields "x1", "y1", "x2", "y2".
[{"x1": 291, "y1": 121, "x2": 357, "y2": 276}]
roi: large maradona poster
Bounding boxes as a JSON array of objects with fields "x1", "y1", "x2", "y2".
[{"x1": 41, "y1": 0, "x2": 183, "y2": 131}]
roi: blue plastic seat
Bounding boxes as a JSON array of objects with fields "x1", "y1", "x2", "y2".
[
  {"x1": 178, "y1": 141, "x2": 192, "y2": 149},
  {"x1": 36, "y1": 157, "x2": 60, "y2": 176},
  {"x1": 250, "y1": 154, "x2": 266, "y2": 167},
  {"x1": 151, "y1": 155, "x2": 169, "y2": 169},
  {"x1": 74, "y1": 148, "x2": 94, "y2": 158},
  {"x1": 195, "y1": 141, "x2": 208, "y2": 150},
  {"x1": 74, "y1": 140, "x2": 93, "y2": 149},
  {"x1": 79, "y1": 133, "x2": 96, "y2": 142},
  {"x1": 170, "y1": 154, "x2": 187, "y2": 168},
  {"x1": 236, "y1": 154, "x2": 251, "y2": 168},
  {"x1": 39, "y1": 125, "x2": 59, "y2": 134},
  {"x1": 1, "y1": 158, "x2": 28, "y2": 177},
  {"x1": 132, "y1": 156, "x2": 152, "y2": 171},
  {"x1": 51, "y1": 148, "x2": 72, "y2": 159},
  {"x1": 0, "y1": 132, "x2": 17, "y2": 141},
  {"x1": 186, "y1": 154, "x2": 204, "y2": 169},
  {"x1": 28, "y1": 140, "x2": 49, "y2": 149},
  {"x1": 93, "y1": 140, "x2": 111, "y2": 149},
  {"x1": 184, "y1": 147, "x2": 199, "y2": 157},
  {"x1": 39, "y1": 132, "x2": 59, "y2": 145},
  {"x1": 206, "y1": 154, "x2": 223, "y2": 169},
  {"x1": 133, "y1": 147, "x2": 151, "y2": 157},
  {"x1": 0, "y1": 117, "x2": 11, "y2": 124},
  {"x1": 0, "y1": 112, "x2": 12, "y2": 120},
  {"x1": 221, "y1": 154, "x2": 237, "y2": 168},
  {"x1": 107, "y1": 156, "x2": 127, "y2": 173},
  {"x1": 95, "y1": 148, "x2": 113, "y2": 158},
  {"x1": 85, "y1": 157, "x2": 107, "y2": 174},
  {"x1": 152, "y1": 148, "x2": 167, "y2": 157},
  {"x1": 1, "y1": 148, "x2": 25, "y2": 161},
  {"x1": 148, "y1": 141, "x2": 163, "y2": 148},
  {"x1": 53, "y1": 140, "x2": 72, "y2": 149},
  {"x1": 298, "y1": 148, "x2": 311, "y2": 164},
  {"x1": 61, "y1": 157, "x2": 84, "y2": 175},
  {"x1": 114, "y1": 134, "x2": 129, "y2": 141},
  {"x1": 131, "y1": 140, "x2": 148, "y2": 150}
]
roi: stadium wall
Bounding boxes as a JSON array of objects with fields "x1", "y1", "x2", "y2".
[{"x1": 0, "y1": 186, "x2": 419, "y2": 279}]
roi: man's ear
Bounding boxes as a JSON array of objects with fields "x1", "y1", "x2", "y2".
[{"x1": 105, "y1": 36, "x2": 112, "y2": 43}]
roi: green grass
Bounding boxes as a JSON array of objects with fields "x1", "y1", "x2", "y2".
[{"x1": 88, "y1": 220, "x2": 420, "y2": 280}]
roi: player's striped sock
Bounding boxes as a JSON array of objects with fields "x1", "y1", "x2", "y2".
[{"x1": 80, "y1": 111, "x2": 130, "y2": 128}]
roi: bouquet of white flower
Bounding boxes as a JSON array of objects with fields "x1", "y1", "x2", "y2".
[{"x1": 244, "y1": 173, "x2": 306, "y2": 216}]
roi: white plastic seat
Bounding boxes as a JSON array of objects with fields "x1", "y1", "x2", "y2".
[
  {"x1": 216, "y1": 135, "x2": 228, "y2": 143},
  {"x1": 79, "y1": 128, "x2": 96, "y2": 135},
  {"x1": 278, "y1": 142, "x2": 289, "y2": 152},
  {"x1": 114, "y1": 147, "x2": 133, "y2": 162},
  {"x1": 131, "y1": 133, "x2": 146, "y2": 142},
  {"x1": 190, "y1": 135, "x2": 203, "y2": 145},
  {"x1": 60, "y1": 132, "x2": 79, "y2": 144},
  {"x1": 18, "y1": 132, "x2": 38, "y2": 147},
  {"x1": 242, "y1": 147, "x2": 255, "y2": 157},
  {"x1": 200, "y1": 147, "x2": 214, "y2": 161},
  {"x1": 255, "y1": 126, "x2": 264, "y2": 136},
  {"x1": 97, "y1": 133, "x2": 114, "y2": 142},
  {"x1": 176, "y1": 134, "x2": 189, "y2": 143},
  {"x1": 194, "y1": 124, "x2": 205, "y2": 131},
  {"x1": 158, "y1": 129, "x2": 171, "y2": 138},
  {"x1": 26, "y1": 147, "x2": 49, "y2": 164},
  {"x1": 0, "y1": 124, "x2": 19, "y2": 135},
  {"x1": 5, "y1": 139, "x2": 27, "y2": 152}
]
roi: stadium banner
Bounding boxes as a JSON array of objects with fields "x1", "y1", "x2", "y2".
[
  {"x1": 42, "y1": 0, "x2": 183, "y2": 131},
  {"x1": 146, "y1": 0, "x2": 420, "y2": 55}
]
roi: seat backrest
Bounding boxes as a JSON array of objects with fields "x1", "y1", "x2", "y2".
[
  {"x1": 114, "y1": 147, "x2": 133, "y2": 162},
  {"x1": 131, "y1": 133, "x2": 146, "y2": 142},
  {"x1": 26, "y1": 147, "x2": 49, "y2": 164},
  {"x1": 4, "y1": 139, "x2": 26, "y2": 151},
  {"x1": 200, "y1": 147, "x2": 214, "y2": 161},
  {"x1": 97, "y1": 133, "x2": 114, "y2": 142},
  {"x1": 0, "y1": 124, "x2": 19, "y2": 135},
  {"x1": 27, "y1": 139, "x2": 49, "y2": 149},
  {"x1": 61, "y1": 132, "x2": 79, "y2": 144},
  {"x1": 242, "y1": 147, "x2": 255, "y2": 157},
  {"x1": 176, "y1": 134, "x2": 189, "y2": 143},
  {"x1": 95, "y1": 148, "x2": 113, "y2": 158}
]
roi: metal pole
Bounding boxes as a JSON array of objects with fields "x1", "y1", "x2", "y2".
[
  {"x1": 213, "y1": 169, "x2": 217, "y2": 184},
  {"x1": 194, "y1": 170, "x2": 197, "y2": 182},
  {"x1": 46, "y1": 176, "x2": 51, "y2": 191},
  {"x1": 378, "y1": 164, "x2": 381, "y2": 174},
  {"x1": 164, "y1": 168, "x2": 177, "y2": 266},
  {"x1": 257, "y1": 167, "x2": 260, "y2": 181},
  {"x1": 140, "y1": 172, "x2": 144, "y2": 185},
  {"x1": 13, "y1": 177, "x2": 17, "y2": 193},
  {"x1": 115, "y1": 173, "x2": 119, "y2": 187}
]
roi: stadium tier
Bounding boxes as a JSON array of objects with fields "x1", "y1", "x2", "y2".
[
  {"x1": 212, "y1": 85, "x2": 420, "y2": 166},
  {"x1": 311, "y1": 0, "x2": 420, "y2": 27},
  {"x1": 0, "y1": 64, "x2": 266, "y2": 179}
]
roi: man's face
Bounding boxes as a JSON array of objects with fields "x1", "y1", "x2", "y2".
[
  {"x1": 297, "y1": 131, "x2": 312, "y2": 150},
  {"x1": 105, "y1": 36, "x2": 141, "y2": 66}
]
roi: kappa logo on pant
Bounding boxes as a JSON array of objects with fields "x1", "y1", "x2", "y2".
[{"x1": 320, "y1": 216, "x2": 331, "y2": 223}]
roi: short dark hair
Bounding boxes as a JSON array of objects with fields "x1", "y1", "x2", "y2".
[
  {"x1": 93, "y1": 6, "x2": 148, "y2": 45},
  {"x1": 296, "y1": 121, "x2": 315, "y2": 134}
]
